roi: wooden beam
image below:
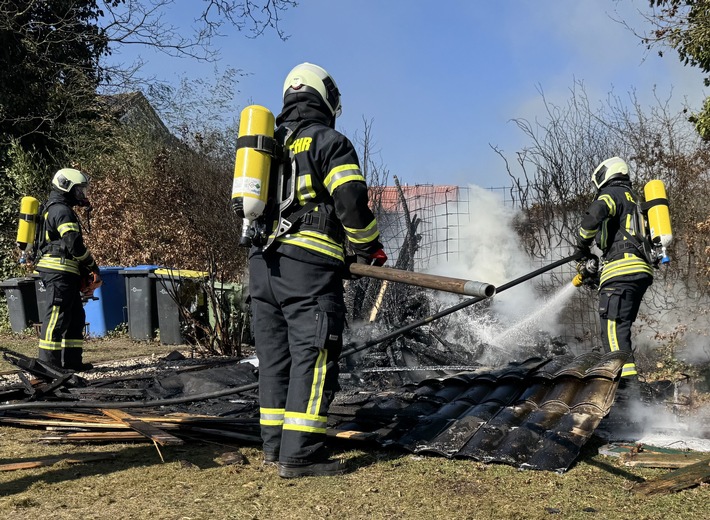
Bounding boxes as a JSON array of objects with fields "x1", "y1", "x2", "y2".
[
  {"x1": 39, "y1": 431, "x2": 149, "y2": 443},
  {"x1": 622, "y1": 452, "x2": 708, "y2": 469},
  {"x1": 634, "y1": 457, "x2": 710, "y2": 495},
  {"x1": 101, "y1": 409, "x2": 184, "y2": 446},
  {"x1": 0, "y1": 453, "x2": 115, "y2": 472}
]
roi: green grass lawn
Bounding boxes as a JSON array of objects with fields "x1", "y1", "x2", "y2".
[{"x1": 1, "y1": 332, "x2": 708, "y2": 519}]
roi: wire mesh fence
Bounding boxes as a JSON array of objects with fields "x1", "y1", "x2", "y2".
[{"x1": 348, "y1": 183, "x2": 600, "y2": 352}]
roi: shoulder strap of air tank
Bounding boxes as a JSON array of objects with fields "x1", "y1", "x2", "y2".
[
  {"x1": 616, "y1": 188, "x2": 656, "y2": 264},
  {"x1": 34, "y1": 200, "x2": 61, "y2": 255},
  {"x1": 280, "y1": 119, "x2": 327, "y2": 219},
  {"x1": 263, "y1": 121, "x2": 326, "y2": 250}
]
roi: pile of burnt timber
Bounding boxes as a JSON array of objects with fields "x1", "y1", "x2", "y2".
[
  {"x1": 0, "y1": 348, "x2": 262, "y2": 445},
  {"x1": 0, "y1": 348, "x2": 375, "y2": 451},
  {"x1": 0, "y1": 409, "x2": 258, "y2": 446}
]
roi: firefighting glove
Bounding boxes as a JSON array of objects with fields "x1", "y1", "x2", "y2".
[
  {"x1": 369, "y1": 249, "x2": 388, "y2": 267},
  {"x1": 574, "y1": 244, "x2": 592, "y2": 261},
  {"x1": 81, "y1": 270, "x2": 103, "y2": 297},
  {"x1": 343, "y1": 249, "x2": 387, "y2": 280},
  {"x1": 575, "y1": 257, "x2": 599, "y2": 289}
]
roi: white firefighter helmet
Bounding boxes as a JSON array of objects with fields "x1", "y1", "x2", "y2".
[
  {"x1": 592, "y1": 157, "x2": 629, "y2": 189},
  {"x1": 52, "y1": 168, "x2": 90, "y2": 203},
  {"x1": 283, "y1": 62, "x2": 342, "y2": 118}
]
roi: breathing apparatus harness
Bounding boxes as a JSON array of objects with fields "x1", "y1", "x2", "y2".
[
  {"x1": 602, "y1": 181, "x2": 666, "y2": 268},
  {"x1": 30, "y1": 198, "x2": 91, "y2": 266},
  {"x1": 237, "y1": 120, "x2": 344, "y2": 249}
]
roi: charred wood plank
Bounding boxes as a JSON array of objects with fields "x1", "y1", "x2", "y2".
[
  {"x1": 622, "y1": 452, "x2": 708, "y2": 469},
  {"x1": 327, "y1": 428, "x2": 378, "y2": 441},
  {"x1": 0, "y1": 453, "x2": 116, "y2": 472},
  {"x1": 39, "y1": 431, "x2": 150, "y2": 443},
  {"x1": 67, "y1": 388, "x2": 146, "y2": 398},
  {"x1": 634, "y1": 457, "x2": 710, "y2": 495},
  {"x1": 181, "y1": 426, "x2": 261, "y2": 443}
]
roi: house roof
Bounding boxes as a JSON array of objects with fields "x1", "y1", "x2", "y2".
[
  {"x1": 373, "y1": 184, "x2": 460, "y2": 213},
  {"x1": 330, "y1": 351, "x2": 627, "y2": 472}
]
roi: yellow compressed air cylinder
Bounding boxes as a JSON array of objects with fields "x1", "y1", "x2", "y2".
[
  {"x1": 644, "y1": 180, "x2": 673, "y2": 248},
  {"x1": 232, "y1": 105, "x2": 275, "y2": 221},
  {"x1": 16, "y1": 196, "x2": 39, "y2": 250}
]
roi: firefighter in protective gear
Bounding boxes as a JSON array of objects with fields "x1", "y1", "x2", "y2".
[
  {"x1": 35, "y1": 168, "x2": 102, "y2": 371},
  {"x1": 249, "y1": 62, "x2": 386, "y2": 478},
  {"x1": 575, "y1": 157, "x2": 653, "y2": 384}
]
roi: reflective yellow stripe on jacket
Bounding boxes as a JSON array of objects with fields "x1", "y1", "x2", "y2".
[
  {"x1": 324, "y1": 164, "x2": 364, "y2": 193},
  {"x1": 278, "y1": 231, "x2": 345, "y2": 261},
  {"x1": 343, "y1": 218, "x2": 380, "y2": 245},
  {"x1": 599, "y1": 254, "x2": 653, "y2": 285},
  {"x1": 36, "y1": 255, "x2": 81, "y2": 275}
]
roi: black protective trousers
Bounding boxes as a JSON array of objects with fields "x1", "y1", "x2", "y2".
[
  {"x1": 37, "y1": 271, "x2": 85, "y2": 369},
  {"x1": 249, "y1": 250, "x2": 345, "y2": 465},
  {"x1": 598, "y1": 276, "x2": 652, "y2": 378}
]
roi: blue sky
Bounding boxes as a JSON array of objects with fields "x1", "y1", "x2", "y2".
[{"x1": 105, "y1": 0, "x2": 707, "y2": 188}]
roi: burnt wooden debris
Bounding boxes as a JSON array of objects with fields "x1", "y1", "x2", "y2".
[
  {"x1": 599, "y1": 443, "x2": 709, "y2": 469},
  {"x1": 1, "y1": 338, "x2": 707, "y2": 479},
  {"x1": 634, "y1": 457, "x2": 710, "y2": 495},
  {"x1": 0, "y1": 453, "x2": 116, "y2": 472}
]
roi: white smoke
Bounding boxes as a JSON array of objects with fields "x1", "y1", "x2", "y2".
[
  {"x1": 428, "y1": 185, "x2": 537, "y2": 314},
  {"x1": 426, "y1": 185, "x2": 573, "y2": 356}
]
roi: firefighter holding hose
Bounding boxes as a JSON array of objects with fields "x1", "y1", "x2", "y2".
[
  {"x1": 574, "y1": 157, "x2": 659, "y2": 394},
  {"x1": 237, "y1": 63, "x2": 386, "y2": 478}
]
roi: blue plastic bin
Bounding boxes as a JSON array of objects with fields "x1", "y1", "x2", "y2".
[
  {"x1": 84, "y1": 266, "x2": 127, "y2": 337},
  {"x1": 119, "y1": 265, "x2": 160, "y2": 341}
]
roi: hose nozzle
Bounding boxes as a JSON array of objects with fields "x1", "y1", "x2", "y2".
[{"x1": 572, "y1": 256, "x2": 599, "y2": 288}]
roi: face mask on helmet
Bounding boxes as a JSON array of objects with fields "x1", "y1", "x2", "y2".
[
  {"x1": 592, "y1": 157, "x2": 629, "y2": 190},
  {"x1": 283, "y1": 62, "x2": 342, "y2": 118},
  {"x1": 72, "y1": 184, "x2": 91, "y2": 207}
]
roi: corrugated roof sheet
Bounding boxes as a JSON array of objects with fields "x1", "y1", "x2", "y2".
[{"x1": 331, "y1": 351, "x2": 627, "y2": 472}]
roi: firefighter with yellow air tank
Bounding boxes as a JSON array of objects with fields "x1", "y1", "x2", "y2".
[
  {"x1": 233, "y1": 62, "x2": 386, "y2": 478},
  {"x1": 574, "y1": 156, "x2": 672, "y2": 395},
  {"x1": 32, "y1": 168, "x2": 102, "y2": 371}
]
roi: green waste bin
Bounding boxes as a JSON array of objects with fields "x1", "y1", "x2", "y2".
[
  {"x1": 152, "y1": 269, "x2": 208, "y2": 345},
  {"x1": 0, "y1": 277, "x2": 39, "y2": 333}
]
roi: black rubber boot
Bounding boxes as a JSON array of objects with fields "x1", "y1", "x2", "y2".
[
  {"x1": 263, "y1": 452, "x2": 279, "y2": 466},
  {"x1": 278, "y1": 459, "x2": 349, "y2": 478},
  {"x1": 63, "y1": 349, "x2": 92, "y2": 371},
  {"x1": 38, "y1": 349, "x2": 62, "y2": 369}
]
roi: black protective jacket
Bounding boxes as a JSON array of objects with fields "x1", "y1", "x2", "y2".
[
  {"x1": 577, "y1": 179, "x2": 653, "y2": 287},
  {"x1": 253, "y1": 92, "x2": 382, "y2": 267},
  {"x1": 35, "y1": 191, "x2": 97, "y2": 276}
]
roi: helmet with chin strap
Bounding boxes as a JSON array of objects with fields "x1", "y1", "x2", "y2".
[
  {"x1": 282, "y1": 62, "x2": 342, "y2": 119},
  {"x1": 592, "y1": 157, "x2": 629, "y2": 190}
]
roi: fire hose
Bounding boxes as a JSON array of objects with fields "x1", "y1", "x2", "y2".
[{"x1": 0, "y1": 254, "x2": 578, "y2": 411}]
